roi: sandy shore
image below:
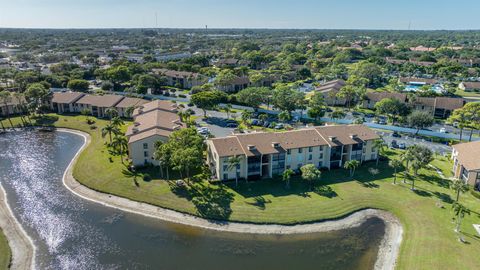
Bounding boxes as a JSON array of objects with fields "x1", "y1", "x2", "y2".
[
  {"x1": 60, "y1": 128, "x2": 403, "y2": 270},
  {"x1": 0, "y1": 185, "x2": 35, "y2": 270}
]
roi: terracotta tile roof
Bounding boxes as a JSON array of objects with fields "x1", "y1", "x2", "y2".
[
  {"x1": 315, "y1": 79, "x2": 346, "y2": 93},
  {"x1": 128, "y1": 128, "x2": 175, "y2": 144},
  {"x1": 76, "y1": 94, "x2": 124, "y2": 108},
  {"x1": 115, "y1": 97, "x2": 148, "y2": 108},
  {"x1": 453, "y1": 141, "x2": 480, "y2": 171},
  {"x1": 461, "y1": 82, "x2": 480, "y2": 89},
  {"x1": 413, "y1": 97, "x2": 436, "y2": 107},
  {"x1": 132, "y1": 100, "x2": 178, "y2": 117},
  {"x1": 208, "y1": 125, "x2": 378, "y2": 158},
  {"x1": 153, "y1": 68, "x2": 201, "y2": 79},
  {"x1": 51, "y1": 92, "x2": 85, "y2": 104},
  {"x1": 365, "y1": 92, "x2": 407, "y2": 103}
]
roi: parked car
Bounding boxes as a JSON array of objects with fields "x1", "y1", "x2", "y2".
[
  {"x1": 378, "y1": 119, "x2": 387, "y2": 125},
  {"x1": 274, "y1": 123, "x2": 284, "y2": 129},
  {"x1": 439, "y1": 128, "x2": 447, "y2": 133},
  {"x1": 365, "y1": 113, "x2": 375, "y2": 118},
  {"x1": 398, "y1": 143, "x2": 406, "y2": 149},
  {"x1": 251, "y1": 119, "x2": 260, "y2": 126},
  {"x1": 226, "y1": 123, "x2": 238, "y2": 128},
  {"x1": 390, "y1": 140, "x2": 399, "y2": 148},
  {"x1": 352, "y1": 111, "x2": 362, "y2": 116},
  {"x1": 392, "y1": 131, "x2": 401, "y2": 138},
  {"x1": 263, "y1": 121, "x2": 270, "y2": 127}
]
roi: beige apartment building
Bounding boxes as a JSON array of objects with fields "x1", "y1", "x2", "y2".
[
  {"x1": 206, "y1": 125, "x2": 379, "y2": 181},
  {"x1": 126, "y1": 100, "x2": 184, "y2": 166},
  {"x1": 452, "y1": 141, "x2": 480, "y2": 187}
]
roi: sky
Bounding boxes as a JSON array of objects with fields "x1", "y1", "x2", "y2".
[{"x1": 0, "y1": 0, "x2": 479, "y2": 30}]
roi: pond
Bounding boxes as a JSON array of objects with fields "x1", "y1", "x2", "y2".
[{"x1": 0, "y1": 130, "x2": 385, "y2": 270}]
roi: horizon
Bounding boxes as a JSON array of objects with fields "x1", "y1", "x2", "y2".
[{"x1": 1, "y1": 0, "x2": 480, "y2": 30}]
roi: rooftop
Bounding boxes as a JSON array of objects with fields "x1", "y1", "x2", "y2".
[{"x1": 453, "y1": 141, "x2": 480, "y2": 171}]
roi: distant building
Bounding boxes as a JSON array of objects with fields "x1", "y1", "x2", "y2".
[
  {"x1": 452, "y1": 141, "x2": 480, "y2": 186},
  {"x1": 459, "y1": 81, "x2": 480, "y2": 92},
  {"x1": 126, "y1": 100, "x2": 184, "y2": 166},
  {"x1": 362, "y1": 92, "x2": 407, "y2": 109},
  {"x1": 411, "y1": 97, "x2": 465, "y2": 118},
  {"x1": 50, "y1": 92, "x2": 85, "y2": 113},
  {"x1": 409, "y1": 46, "x2": 436, "y2": 52},
  {"x1": 0, "y1": 93, "x2": 25, "y2": 116},
  {"x1": 216, "y1": 76, "x2": 250, "y2": 93},
  {"x1": 206, "y1": 125, "x2": 379, "y2": 181},
  {"x1": 74, "y1": 94, "x2": 124, "y2": 118},
  {"x1": 152, "y1": 68, "x2": 206, "y2": 89},
  {"x1": 315, "y1": 79, "x2": 347, "y2": 106}
]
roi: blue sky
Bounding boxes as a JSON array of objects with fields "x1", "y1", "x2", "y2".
[{"x1": 0, "y1": 0, "x2": 479, "y2": 29}]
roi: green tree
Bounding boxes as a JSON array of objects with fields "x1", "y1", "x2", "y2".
[
  {"x1": 214, "y1": 69, "x2": 237, "y2": 88},
  {"x1": 135, "y1": 74, "x2": 159, "y2": 94},
  {"x1": 407, "y1": 111, "x2": 434, "y2": 135},
  {"x1": 278, "y1": 110, "x2": 291, "y2": 123},
  {"x1": 67, "y1": 79, "x2": 89, "y2": 92},
  {"x1": 331, "y1": 109, "x2": 346, "y2": 121},
  {"x1": 153, "y1": 141, "x2": 173, "y2": 180},
  {"x1": 300, "y1": 164, "x2": 321, "y2": 190},
  {"x1": 452, "y1": 202, "x2": 470, "y2": 233},
  {"x1": 236, "y1": 87, "x2": 270, "y2": 108},
  {"x1": 373, "y1": 139, "x2": 387, "y2": 167},
  {"x1": 451, "y1": 180, "x2": 469, "y2": 203},
  {"x1": 307, "y1": 91, "x2": 326, "y2": 122},
  {"x1": 227, "y1": 156, "x2": 242, "y2": 187},
  {"x1": 24, "y1": 83, "x2": 51, "y2": 114},
  {"x1": 388, "y1": 158, "x2": 403, "y2": 185},
  {"x1": 111, "y1": 134, "x2": 128, "y2": 164},
  {"x1": 241, "y1": 110, "x2": 252, "y2": 126},
  {"x1": 166, "y1": 128, "x2": 204, "y2": 181},
  {"x1": 407, "y1": 145, "x2": 434, "y2": 190},
  {"x1": 0, "y1": 91, "x2": 14, "y2": 128},
  {"x1": 272, "y1": 85, "x2": 305, "y2": 113},
  {"x1": 374, "y1": 98, "x2": 409, "y2": 124},
  {"x1": 282, "y1": 168, "x2": 294, "y2": 189},
  {"x1": 344, "y1": 160, "x2": 360, "y2": 177},
  {"x1": 191, "y1": 90, "x2": 227, "y2": 117},
  {"x1": 101, "y1": 123, "x2": 119, "y2": 144},
  {"x1": 105, "y1": 107, "x2": 118, "y2": 121}
]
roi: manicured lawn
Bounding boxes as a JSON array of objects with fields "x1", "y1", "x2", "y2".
[
  {"x1": 0, "y1": 229, "x2": 11, "y2": 270},
  {"x1": 2, "y1": 114, "x2": 480, "y2": 269},
  {"x1": 455, "y1": 89, "x2": 480, "y2": 99}
]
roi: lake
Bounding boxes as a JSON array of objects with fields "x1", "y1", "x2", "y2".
[{"x1": 0, "y1": 130, "x2": 385, "y2": 270}]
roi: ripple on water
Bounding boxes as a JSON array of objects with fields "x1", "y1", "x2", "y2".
[{"x1": 0, "y1": 131, "x2": 117, "y2": 270}]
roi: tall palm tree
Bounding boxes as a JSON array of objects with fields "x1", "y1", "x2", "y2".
[
  {"x1": 225, "y1": 104, "x2": 232, "y2": 119},
  {"x1": 241, "y1": 111, "x2": 252, "y2": 126},
  {"x1": 452, "y1": 202, "x2": 470, "y2": 233},
  {"x1": 111, "y1": 116, "x2": 124, "y2": 129},
  {"x1": 227, "y1": 156, "x2": 242, "y2": 187},
  {"x1": 153, "y1": 141, "x2": 172, "y2": 180},
  {"x1": 451, "y1": 180, "x2": 469, "y2": 203},
  {"x1": 101, "y1": 123, "x2": 119, "y2": 144},
  {"x1": 373, "y1": 139, "x2": 387, "y2": 167},
  {"x1": 111, "y1": 135, "x2": 128, "y2": 164},
  {"x1": 344, "y1": 160, "x2": 360, "y2": 177},
  {"x1": 282, "y1": 168, "x2": 294, "y2": 189},
  {"x1": 105, "y1": 107, "x2": 118, "y2": 121},
  {"x1": 400, "y1": 150, "x2": 414, "y2": 183},
  {"x1": 388, "y1": 158, "x2": 402, "y2": 184},
  {"x1": 125, "y1": 106, "x2": 135, "y2": 118}
]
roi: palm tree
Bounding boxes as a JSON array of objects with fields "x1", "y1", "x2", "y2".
[
  {"x1": 282, "y1": 168, "x2": 294, "y2": 189},
  {"x1": 111, "y1": 135, "x2": 128, "y2": 164},
  {"x1": 388, "y1": 158, "x2": 403, "y2": 184},
  {"x1": 373, "y1": 139, "x2": 387, "y2": 167},
  {"x1": 111, "y1": 116, "x2": 124, "y2": 128},
  {"x1": 300, "y1": 164, "x2": 321, "y2": 190},
  {"x1": 105, "y1": 107, "x2": 118, "y2": 121},
  {"x1": 227, "y1": 156, "x2": 242, "y2": 187},
  {"x1": 125, "y1": 106, "x2": 135, "y2": 118},
  {"x1": 101, "y1": 123, "x2": 119, "y2": 144},
  {"x1": 122, "y1": 167, "x2": 141, "y2": 187},
  {"x1": 153, "y1": 141, "x2": 172, "y2": 180},
  {"x1": 225, "y1": 104, "x2": 232, "y2": 119},
  {"x1": 400, "y1": 150, "x2": 414, "y2": 183},
  {"x1": 258, "y1": 113, "x2": 268, "y2": 124},
  {"x1": 278, "y1": 110, "x2": 291, "y2": 123},
  {"x1": 241, "y1": 111, "x2": 252, "y2": 126},
  {"x1": 451, "y1": 180, "x2": 469, "y2": 203},
  {"x1": 331, "y1": 109, "x2": 346, "y2": 122},
  {"x1": 452, "y1": 202, "x2": 470, "y2": 233},
  {"x1": 344, "y1": 160, "x2": 360, "y2": 177}
]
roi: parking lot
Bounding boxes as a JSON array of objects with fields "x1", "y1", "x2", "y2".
[{"x1": 377, "y1": 130, "x2": 452, "y2": 156}]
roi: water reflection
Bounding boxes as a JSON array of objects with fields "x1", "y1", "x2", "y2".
[{"x1": 0, "y1": 131, "x2": 384, "y2": 270}]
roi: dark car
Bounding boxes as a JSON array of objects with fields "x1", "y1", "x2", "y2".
[
  {"x1": 392, "y1": 132, "x2": 401, "y2": 138},
  {"x1": 365, "y1": 113, "x2": 375, "y2": 118},
  {"x1": 263, "y1": 121, "x2": 270, "y2": 127},
  {"x1": 226, "y1": 123, "x2": 238, "y2": 128},
  {"x1": 352, "y1": 111, "x2": 362, "y2": 116},
  {"x1": 390, "y1": 140, "x2": 399, "y2": 148}
]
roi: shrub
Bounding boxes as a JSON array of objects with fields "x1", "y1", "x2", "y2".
[{"x1": 143, "y1": 173, "x2": 151, "y2": 181}]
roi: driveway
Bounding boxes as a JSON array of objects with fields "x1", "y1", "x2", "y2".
[{"x1": 377, "y1": 130, "x2": 452, "y2": 155}]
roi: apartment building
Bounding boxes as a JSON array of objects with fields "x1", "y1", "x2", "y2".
[
  {"x1": 126, "y1": 100, "x2": 184, "y2": 166},
  {"x1": 49, "y1": 91, "x2": 85, "y2": 113},
  {"x1": 315, "y1": 79, "x2": 347, "y2": 106},
  {"x1": 362, "y1": 92, "x2": 407, "y2": 109},
  {"x1": 452, "y1": 141, "x2": 480, "y2": 187},
  {"x1": 206, "y1": 125, "x2": 379, "y2": 181},
  {"x1": 74, "y1": 94, "x2": 124, "y2": 118},
  {"x1": 152, "y1": 68, "x2": 206, "y2": 89}
]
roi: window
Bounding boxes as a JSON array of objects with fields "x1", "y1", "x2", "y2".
[
  {"x1": 223, "y1": 165, "x2": 228, "y2": 171},
  {"x1": 318, "y1": 161, "x2": 323, "y2": 168},
  {"x1": 319, "y1": 153, "x2": 323, "y2": 159},
  {"x1": 298, "y1": 148, "x2": 303, "y2": 154},
  {"x1": 223, "y1": 173, "x2": 228, "y2": 180},
  {"x1": 286, "y1": 165, "x2": 291, "y2": 169},
  {"x1": 287, "y1": 149, "x2": 291, "y2": 155},
  {"x1": 144, "y1": 159, "x2": 148, "y2": 164},
  {"x1": 144, "y1": 151, "x2": 149, "y2": 157},
  {"x1": 308, "y1": 154, "x2": 312, "y2": 161},
  {"x1": 308, "y1": 147, "x2": 313, "y2": 152},
  {"x1": 143, "y1": 143, "x2": 148, "y2": 149},
  {"x1": 236, "y1": 164, "x2": 240, "y2": 170}
]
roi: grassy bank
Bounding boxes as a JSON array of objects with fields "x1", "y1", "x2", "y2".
[
  {"x1": 2, "y1": 114, "x2": 480, "y2": 269},
  {"x1": 0, "y1": 229, "x2": 11, "y2": 270}
]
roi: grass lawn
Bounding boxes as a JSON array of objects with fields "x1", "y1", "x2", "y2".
[
  {"x1": 0, "y1": 229, "x2": 11, "y2": 270},
  {"x1": 455, "y1": 89, "x2": 480, "y2": 99},
  {"x1": 2, "y1": 114, "x2": 480, "y2": 269}
]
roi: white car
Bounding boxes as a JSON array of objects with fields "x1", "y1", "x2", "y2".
[{"x1": 439, "y1": 128, "x2": 447, "y2": 133}]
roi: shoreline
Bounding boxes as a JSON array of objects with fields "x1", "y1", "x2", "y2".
[
  {"x1": 60, "y1": 128, "x2": 403, "y2": 270},
  {"x1": 0, "y1": 185, "x2": 36, "y2": 270}
]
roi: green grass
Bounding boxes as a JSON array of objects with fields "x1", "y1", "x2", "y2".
[
  {"x1": 2, "y1": 114, "x2": 480, "y2": 269},
  {"x1": 0, "y1": 229, "x2": 11, "y2": 270},
  {"x1": 455, "y1": 89, "x2": 480, "y2": 98}
]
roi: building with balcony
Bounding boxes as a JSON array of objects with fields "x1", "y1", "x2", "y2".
[
  {"x1": 452, "y1": 141, "x2": 480, "y2": 187},
  {"x1": 206, "y1": 125, "x2": 379, "y2": 181}
]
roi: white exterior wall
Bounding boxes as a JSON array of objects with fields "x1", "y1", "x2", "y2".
[{"x1": 128, "y1": 134, "x2": 168, "y2": 167}]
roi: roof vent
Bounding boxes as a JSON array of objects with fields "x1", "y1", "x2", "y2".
[
  {"x1": 349, "y1": 134, "x2": 358, "y2": 139},
  {"x1": 328, "y1": 136, "x2": 336, "y2": 141},
  {"x1": 247, "y1": 145, "x2": 256, "y2": 151},
  {"x1": 272, "y1": 142, "x2": 280, "y2": 148},
  {"x1": 132, "y1": 127, "x2": 139, "y2": 134},
  {"x1": 133, "y1": 122, "x2": 140, "y2": 127}
]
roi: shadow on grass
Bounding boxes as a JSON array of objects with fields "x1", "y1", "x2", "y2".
[
  {"x1": 313, "y1": 185, "x2": 338, "y2": 198},
  {"x1": 170, "y1": 181, "x2": 234, "y2": 220},
  {"x1": 432, "y1": 191, "x2": 454, "y2": 204},
  {"x1": 33, "y1": 115, "x2": 59, "y2": 126},
  {"x1": 357, "y1": 181, "x2": 380, "y2": 189},
  {"x1": 413, "y1": 189, "x2": 432, "y2": 197},
  {"x1": 245, "y1": 196, "x2": 271, "y2": 210}
]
